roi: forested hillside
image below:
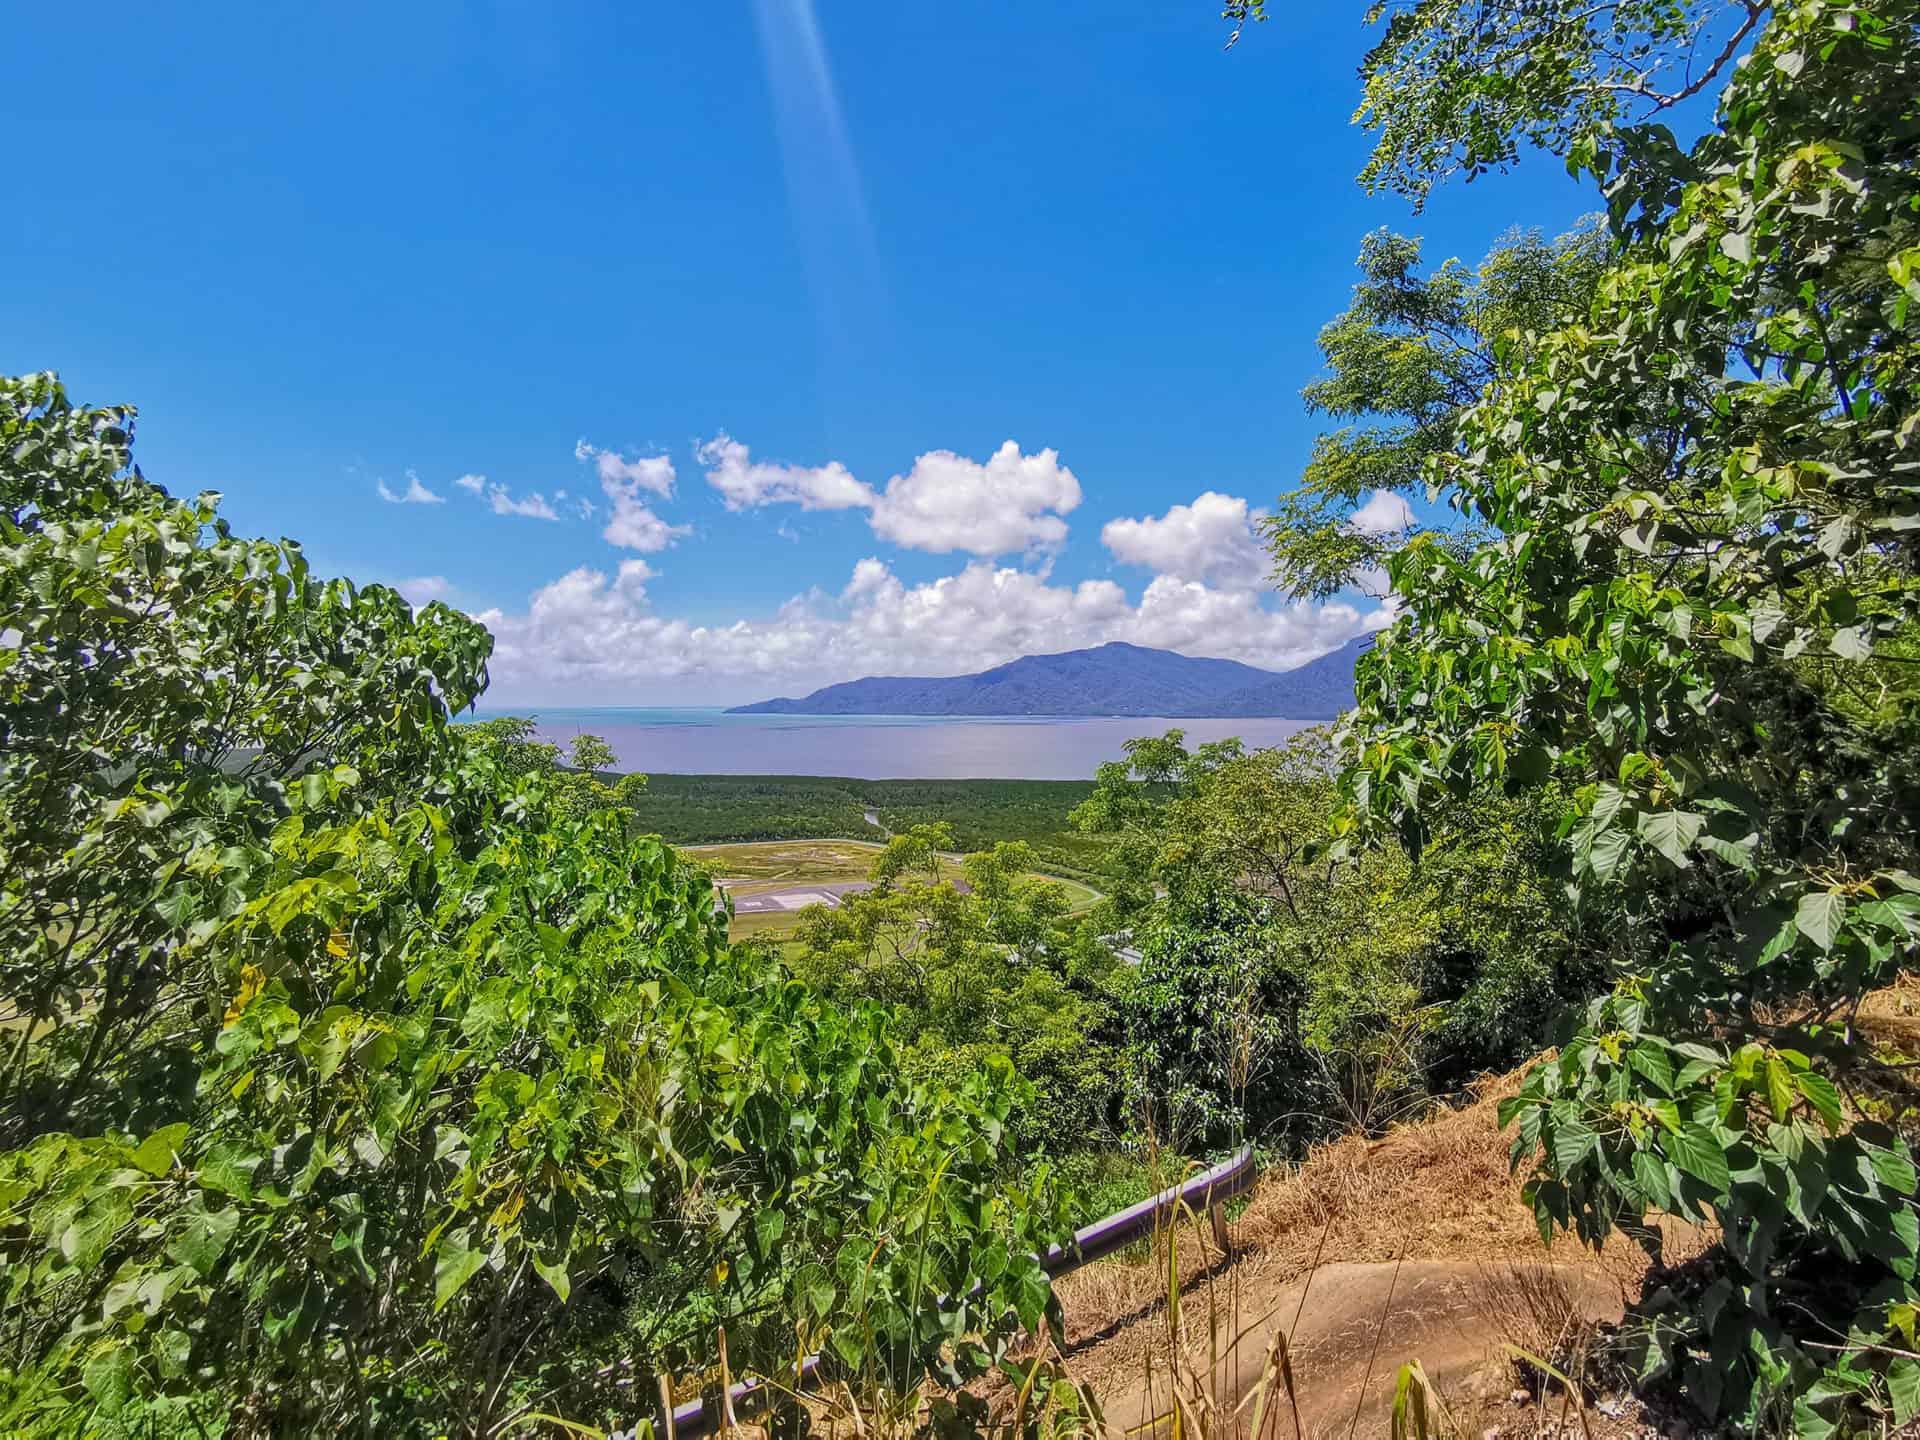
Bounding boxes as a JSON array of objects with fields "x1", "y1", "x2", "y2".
[{"x1": 727, "y1": 640, "x2": 1361, "y2": 718}]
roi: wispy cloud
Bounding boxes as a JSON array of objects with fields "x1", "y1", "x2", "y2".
[
  {"x1": 575, "y1": 439, "x2": 675, "y2": 497},
  {"x1": 396, "y1": 575, "x2": 454, "y2": 605},
  {"x1": 377, "y1": 470, "x2": 445, "y2": 505},
  {"x1": 487, "y1": 484, "x2": 561, "y2": 521}
]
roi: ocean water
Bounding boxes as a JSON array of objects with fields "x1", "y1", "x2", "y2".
[{"x1": 473, "y1": 708, "x2": 1317, "y2": 781}]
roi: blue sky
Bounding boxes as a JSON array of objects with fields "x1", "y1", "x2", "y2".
[{"x1": 4, "y1": 1, "x2": 1597, "y2": 704}]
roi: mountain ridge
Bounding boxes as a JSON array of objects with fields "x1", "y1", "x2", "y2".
[{"x1": 726, "y1": 635, "x2": 1372, "y2": 719}]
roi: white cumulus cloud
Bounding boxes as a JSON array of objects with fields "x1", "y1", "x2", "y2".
[
  {"x1": 574, "y1": 441, "x2": 689, "y2": 552},
  {"x1": 487, "y1": 484, "x2": 561, "y2": 521},
  {"x1": 575, "y1": 438, "x2": 676, "y2": 497},
  {"x1": 474, "y1": 554, "x2": 1386, "y2": 705},
  {"x1": 603, "y1": 500, "x2": 691, "y2": 553},
  {"x1": 1102, "y1": 491, "x2": 1268, "y2": 586},
  {"x1": 453, "y1": 473, "x2": 487, "y2": 495},
  {"x1": 395, "y1": 575, "x2": 453, "y2": 605},
  {"x1": 868, "y1": 442, "x2": 1081, "y2": 557},
  {"x1": 843, "y1": 556, "x2": 893, "y2": 600},
  {"x1": 692, "y1": 436, "x2": 1081, "y2": 558}
]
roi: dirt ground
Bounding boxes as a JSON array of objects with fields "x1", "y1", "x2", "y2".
[{"x1": 1002, "y1": 1067, "x2": 1712, "y2": 1439}]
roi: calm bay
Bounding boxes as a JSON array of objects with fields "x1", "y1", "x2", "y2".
[{"x1": 482, "y1": 708, "x2": 1317, "y2": 781}]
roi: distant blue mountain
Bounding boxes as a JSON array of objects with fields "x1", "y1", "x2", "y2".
[
  {"x1": 1206, "y1": 634, "x2": 1375, "y2": 718},
  {"x1": 726, "y1": 636, "x2": 1373, "y2": 719}
]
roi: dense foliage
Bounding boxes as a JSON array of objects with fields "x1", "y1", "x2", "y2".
[
  {"x1": 1072, "y1": 730, "x2": 1597, "y2": 1150},
  {"x1": 791, "y1": 827, "x2": 1124, "y2": 1154},
  {"x1": 0, "y1": 376, "x2": 1068, "y2": 1437},
  {"x1": 460, "y1": 715, "x2": 647, "y2": 817},
  {"x1": 1225, "y1": 0, "x2": 1775, "y2": 205},
  {"x1": 1318, "y1": 0, "x2": 1920, "y2": 1430}
]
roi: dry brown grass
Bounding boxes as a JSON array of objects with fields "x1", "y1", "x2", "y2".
[
  {"x1": 1036, "y1": 1063, "x2": 1724, "y2": 1433},
  {"x1": 1049, "y1": 1068, "x2": 1542, "y2": 1358},
  {"x1": 1230, "y1": 1076, "x2": 1536, "y2": 1272},
  {"x1": 1469, "y1": 1259, "x2": 1605, "y2": 1394}
]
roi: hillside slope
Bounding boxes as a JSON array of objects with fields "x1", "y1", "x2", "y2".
[
  {"x1": 1017, "y1": 981, "x2": 1920, "y2": 1437},
  {"x1": 1023, "y1": 1068, "x2": 1699, "y2": 1438},
  {"x1": 727, "y1": 639, "x2": 1369, "y2": 718}
]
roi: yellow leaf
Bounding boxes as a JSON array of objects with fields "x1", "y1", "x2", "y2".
[
  {"x1": 488, "y1": 1189, "x2": 525, "y2": 1232},
  {"x1": 1894, "y1": 1303, "x2": 1919, "y2": 1349},
  {"x1": 327, "y1": 930, "x2": 350, "y2": 958},
  {"x1": 222, "y1": 964, "x2": 265, "y2": 1028}
]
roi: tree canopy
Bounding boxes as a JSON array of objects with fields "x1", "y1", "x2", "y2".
[
  {"x1": 1305, "y1": 0, "x2": 1920, "y2": 1428},
  {"x1": 1225, "y1": 1, "x2": 1777, "y2": 205},
  {"x1": 1264, "y1": 221, "x2": 1611, "y2": 601}
]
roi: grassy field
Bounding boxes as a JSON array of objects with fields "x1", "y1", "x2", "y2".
[
  {"x1": 627, "y1": 774, "x2": 1118, "y2": 882},
  {"x1": 680, "y1": 837, "x2": 1102, "y2": 944},
  {"x1": 682, "y1": 838, "x2": 927, "y2": 886}
]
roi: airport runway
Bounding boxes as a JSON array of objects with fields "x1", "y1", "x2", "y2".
[
  {"x1": 718, "y1": 877, "x2": 975, "y2": 915},
  {"x1": 721, "y1": 880, "x2": 874, "y2": 915}
]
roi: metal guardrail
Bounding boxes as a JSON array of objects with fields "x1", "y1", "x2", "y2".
[{"x1": 613, "y1": 1147, "x2": 1258, "y2": 1440}]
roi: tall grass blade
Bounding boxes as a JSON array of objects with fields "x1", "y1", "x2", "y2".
[{"x1": 1502, "y1": 1343, "x2": 1593, "y2": 1440}]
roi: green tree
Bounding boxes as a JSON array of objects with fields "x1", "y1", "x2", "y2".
[
  {"x1": 1072, "y1": 730, "x2": 1321, "y2": 923},
  {"x1": 1077, "y1": 730, "x2": 1595, "y2": 1141},
  {"x1": 461, "y1": 716, "x2": 647, "y2": 817},
  {"x1": 1123, "y1": 882, "x2": 1314, "y2": 1153},
  {"x1": 0, "y1": 372, "x2": 493, "y2": 1145},
  {"x1": 1264, "y1": 222, "x2": 1611, "y2": 601},
  {"x1": 794, "y1": 829, "x2": 1125, "y2": 1151},
  {"x1": 1323, "y1": 1, "x2": 1920, "y2": 1428},
  {"x1": 0, "y1": 376, "x2": 1068, "y2": 1436},
  {"x1": 1224, "y1": 1, "x2": 1773, "y2": 206}
]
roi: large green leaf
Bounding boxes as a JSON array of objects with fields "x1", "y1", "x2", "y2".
[
  {"x1": 1888, "y1": 1356, "x2": 1920, "y2": 1426},
  {"x1": 130, "y1": 1123, "x2": 190, "y2": 1178},
  {"x1": 1551, "y1": 1118, "x2": 1598, "y2": 1174},
  {"x1": 434, "y1": 1230, "x2": 490, "y2": 1312},
  {"x1": 1636, "y1": 809, "x2": 1705, "y2": 867},
  {"x1": 1632, "y1": 1148, "x2": 1674, "y2": 1209},
  {"x1": 1797, "y1": 1072, "x2": 1845, "y2": 1133},
  {"x1": 1795, "y1": 892, "x2": 1847, "y2": 953},
  {"x1": 1664, "y1": 1123, "x2": 1732, "y2": 1197},
  {"x1": 80, "y1": 1345, "x2": 134, "y2": 1415},
  {"x1": 165, "y1": 1204, "x2": 240, "y2": 1278}
]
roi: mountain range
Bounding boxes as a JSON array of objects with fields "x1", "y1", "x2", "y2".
[{"x1": 726, "y1": 635, "x2": 1372, "y2": 718}]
